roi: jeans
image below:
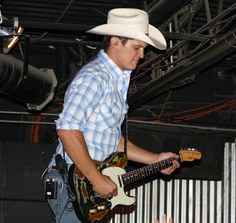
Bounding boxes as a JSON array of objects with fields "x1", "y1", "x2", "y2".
[{"x1": 43, "y1": 169, "x2": 81, "y2": 223}]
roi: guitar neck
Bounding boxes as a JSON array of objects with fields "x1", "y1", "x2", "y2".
[{"x1": 121, "y1": 158, "x2": 176, "y2": 186}]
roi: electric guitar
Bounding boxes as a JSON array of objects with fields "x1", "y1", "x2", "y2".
[{"x1": 68, "y1": 148, "x2": 201, "y2": 223}]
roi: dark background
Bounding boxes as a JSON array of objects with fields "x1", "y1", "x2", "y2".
[{"x1": 0, "y1": 0, "x2": 235, "y2": 222}]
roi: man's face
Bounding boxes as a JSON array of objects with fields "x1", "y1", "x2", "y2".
[{"x1": 114, "y1": 39, "x2": 148, "y2": 71}]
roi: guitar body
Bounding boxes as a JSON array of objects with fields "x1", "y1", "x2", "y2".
[
  {"x1": 68, "y1": 148, "x2": 201, "y2": 223},
  {"x1": 68, "y1": 152, "x2": 133, "y2": 223}
]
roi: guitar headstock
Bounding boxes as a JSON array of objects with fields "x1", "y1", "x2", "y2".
[{"x1": 179, "y1": 148, "x2": 202, "y2": 162}]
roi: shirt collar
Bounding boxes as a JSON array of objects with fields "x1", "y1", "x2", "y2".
[{"x1": 98, "y1": 49, "x2": 131, "y2": 80}]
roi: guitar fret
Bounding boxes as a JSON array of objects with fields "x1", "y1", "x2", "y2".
[{"x1": 122, "y1": 158, "x2": 174, "y2": 186}]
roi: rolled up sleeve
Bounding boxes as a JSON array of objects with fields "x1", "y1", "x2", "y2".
[{"x1": 56, "y1": 75, "x2": 102, "y2": 131}]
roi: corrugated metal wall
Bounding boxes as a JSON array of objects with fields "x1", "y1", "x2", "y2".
[{"x1": 110, "y1": 142, "x2": 236, "y2": 223}]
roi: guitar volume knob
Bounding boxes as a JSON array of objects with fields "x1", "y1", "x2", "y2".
[
  {"x1": 98, "y1": 205, "x2": 106, "y2": 210},
  {"x1": 89, "y1": 208, "x2": 98, "y2": 214}
]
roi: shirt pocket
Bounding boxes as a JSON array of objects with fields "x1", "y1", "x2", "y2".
[{"x1": 98, "y1": 102, "x2": 124, "y2": 129}]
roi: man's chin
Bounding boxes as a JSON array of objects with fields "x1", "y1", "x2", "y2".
[{"x1": 128, "y1": 64, "x2": 138, "y2": 71}]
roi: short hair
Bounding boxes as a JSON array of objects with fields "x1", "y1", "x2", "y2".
[{"x1": 102, "y1": 36, "x2": 130, "y2": 50}]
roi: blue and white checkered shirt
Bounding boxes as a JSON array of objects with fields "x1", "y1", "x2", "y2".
[{"x1": 54, "y1": 49, "x2": 131, "y2": 164}]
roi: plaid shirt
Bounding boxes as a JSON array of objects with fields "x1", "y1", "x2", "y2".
[{"x1": 54, "y1": 50, "x2": 131, "y2": 163}]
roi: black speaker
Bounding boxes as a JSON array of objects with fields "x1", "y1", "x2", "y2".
[
  {"x1": 0, "y1": 141, "x2": 56, "y2": 223},
  {"x1": 0, "y1": 141, "x2": 56, "y2": 201},
  {"x1": 0, "y1": 200, "x2": 55, "y2": 223}
]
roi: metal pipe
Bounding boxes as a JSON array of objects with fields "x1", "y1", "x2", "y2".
[
  {"x1": 204, "y1": 0, "x2": 214, "y2": 36},
  {"x1": 0, "y1": 119, "x2": 55, "y2": 125},
  {"x1": 128, "y1": 119, "x2": 236, "y2": 134},
  {"x1": 19, "y1": 20, "x2": 93, "y2": 32},
  {"x1": 28, "y1": 37, "x2": 102, "y2": 46},
  {"x1": 147, "y1": 0, "x2": 190, "y2": 25},
  {"x1": 0, "y1": 110, "x2": 58, "y2": 116},
  {"x1": 128, "y1": 29, "x2": 236, "y2": 112}
]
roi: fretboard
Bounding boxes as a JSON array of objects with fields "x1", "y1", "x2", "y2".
[{"x1": 121, "y1": 158, "x2": 175, "y2": 186}]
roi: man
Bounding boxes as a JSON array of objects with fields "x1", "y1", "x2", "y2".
[{"x1": 44, "y1": 8, "x2": 180, "y2": 223}]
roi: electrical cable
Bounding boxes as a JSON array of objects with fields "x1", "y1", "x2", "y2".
[
  {"x1": 130, "y1": 98, "x2": 236, "y2": 125},
  {"x1": 157, "y1": 98, "x2": 235, "y2": 117},
  {"x1": 173, "y1": 99, "x2": 236, "y2": 122}
]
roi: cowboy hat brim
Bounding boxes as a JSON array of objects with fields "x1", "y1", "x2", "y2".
[{"x1": 87, "y1": 24, "x2": 167, "y2": 50}]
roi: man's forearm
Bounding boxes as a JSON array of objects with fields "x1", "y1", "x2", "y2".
[{"x1": 118, "y1": 135, "x2": 158, "y2": 165}]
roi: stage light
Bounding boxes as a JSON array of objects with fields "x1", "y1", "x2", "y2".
[
  {"x1": 0, "y1": 11, "x2": 57, "y2": 110},
  {"x1": 3, "y1": 26, "x2": 23, "y2": 54},
  {"x1": 0, "y1": 53, "x2": 58, "y2": 110},
  {"x1": 0, "y1": 12, "x2": 23, "y2": 53}
]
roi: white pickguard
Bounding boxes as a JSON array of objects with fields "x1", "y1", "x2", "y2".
[{"x1": 102, "y1": 166, "x2": 136, "y2": 209}]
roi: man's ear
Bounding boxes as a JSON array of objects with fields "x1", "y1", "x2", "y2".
[{"x1": 110, "y1": 36, "x2": 120, "y2": 47}]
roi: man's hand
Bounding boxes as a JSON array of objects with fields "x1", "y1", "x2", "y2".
[
  {"x1": 120, "y1": 136, "x2": 180, "y2": 175},
  {"x1": 92, "y1": 174, "x2": 118, "y2": 199},
  {"x1": 155, "y1": 214, "x2": 173, "y2": 223},
  {"x1": 154, "y1": 152, "x2": 180, "y2": 175}
]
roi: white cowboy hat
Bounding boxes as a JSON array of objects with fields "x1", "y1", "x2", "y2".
[{"x1": 87, "y1": 8, "x2": 167, "y2": 50}]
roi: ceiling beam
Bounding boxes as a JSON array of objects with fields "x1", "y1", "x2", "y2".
[
  {"x1": 128, "y1": 29, "x2": 236, "y2": 112},
  {"x1": 147, "y1": 0, "x2": 190, "y2": 25},
  {"x1": 19, "y1": 20, "x2": 94, "y2": 32},
  {"x1": 25, "y1": 37, "x2": 102, "y2": 46}
]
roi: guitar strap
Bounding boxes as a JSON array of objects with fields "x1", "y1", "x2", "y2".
[
  {"x1": 124, "y1": 114, "x2": 128, "y2": 156},
  {"x1": 61, "y1": 149, "x2": 76, "y2": 201}
]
